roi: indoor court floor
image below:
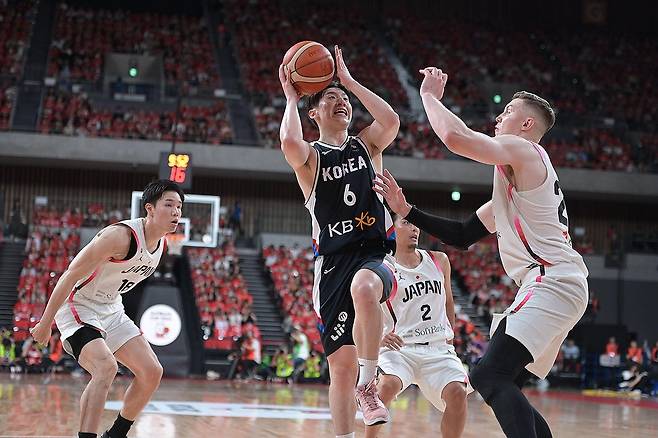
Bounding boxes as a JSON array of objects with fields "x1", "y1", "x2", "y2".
[{"x1": 0, "y1": 374, "x2": 656, "y2": 437}]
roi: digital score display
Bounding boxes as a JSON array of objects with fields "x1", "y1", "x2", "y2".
[{"x1": 159, "y1": 152, "x2": 192, "y2": 190}]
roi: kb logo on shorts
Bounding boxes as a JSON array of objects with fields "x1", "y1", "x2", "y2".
[{"x1": 330, "y1": 312, "x2": 349, "y2": 341}]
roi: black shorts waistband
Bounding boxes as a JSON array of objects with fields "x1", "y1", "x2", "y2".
[{"x1": 319, "y1": 239, "x2": 392, "y2": 257}]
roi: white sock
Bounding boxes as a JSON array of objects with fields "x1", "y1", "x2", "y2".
[
  {"x1": 336, "y1": 433, "x2": 355, "y2": 438},
  {"x1": 357, "y1": 358, "x2": 377, "y2": 387}
]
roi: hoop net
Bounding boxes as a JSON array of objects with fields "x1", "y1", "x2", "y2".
[{"x1": 166, "y1": 232, "x2": 185, "y2": 256}]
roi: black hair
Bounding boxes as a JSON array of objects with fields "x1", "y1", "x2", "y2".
[
  {"x1": 142, "y1": 179, "x2": 185, "y2": 212},
  {"x1": 305, "y1": 81, "x2": 351, "y2": 128}
]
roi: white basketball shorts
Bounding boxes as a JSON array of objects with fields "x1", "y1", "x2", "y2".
[
  {"x1": 378, "y1": 342, "x2": 472, "y2": 412},
  {"x1": 491, "y1": 265, "x2": 588, "y2": 379},
  {"x1": 55, "y1": 294, "x2": 141, "y2": 357}
]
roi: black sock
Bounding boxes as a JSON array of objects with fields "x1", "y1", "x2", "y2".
[
  {"x1": 107, "y1": 413, "x2": 134, "y2": 438},
  {"x1": 79, "y1": 433, "x2": 97, "y2": 438},
  {"x1": 530, "y1": 405, "x2": 553, "y2": 438}
]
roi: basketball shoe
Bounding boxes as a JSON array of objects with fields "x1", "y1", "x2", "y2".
[{"x1": 355, "y1": 378, "x2": 390, "y2": 426}]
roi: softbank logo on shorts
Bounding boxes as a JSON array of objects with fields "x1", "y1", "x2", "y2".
[{"x1": 330, "y1": 312, "x2": 348, "y2": 341}]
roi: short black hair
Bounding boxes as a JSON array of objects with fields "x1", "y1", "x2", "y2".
[
  {"x1": 512, "y1": 91, "x2": 556, "y2": 134},
  {"x1": 305, "y1": 82, "x2": 351, "y2": 128},
  {"x1": 142, "y1": 179, "x2": 184, "y2": 212}
]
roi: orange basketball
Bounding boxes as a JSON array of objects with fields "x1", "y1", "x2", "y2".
[{"x1": 282, "y1": 41, "x2": 335, "y2": 96}]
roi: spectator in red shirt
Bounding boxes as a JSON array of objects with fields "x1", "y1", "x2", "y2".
[
  {"x1": 238, "y1": 331, "x2": 261, "y2": 379},
  {"x1": 627, "y1": 340, "x2": 643, "y2": 365},
  {"x1": 605, "y1": 337, "x2": 618, "y2": 357}
]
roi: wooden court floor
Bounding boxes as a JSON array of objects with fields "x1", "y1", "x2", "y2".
[{"x1": 0, "y1": 374, "x2": 657, "y2": 437}]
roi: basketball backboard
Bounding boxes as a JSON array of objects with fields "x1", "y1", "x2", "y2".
[{"x1": 130, "y1": 192, "x2": 220, "y2": 248}]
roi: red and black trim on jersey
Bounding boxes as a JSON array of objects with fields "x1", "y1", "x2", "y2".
[
  {"x1": 67, "y1": 268, "x2": 103, "y2": 331},
  {"x1": 109, "y1": 224, "x2": 139, "y2": 263},
  {"x1": 513, "y1": 216, "x2": 553, "y2": 267}
]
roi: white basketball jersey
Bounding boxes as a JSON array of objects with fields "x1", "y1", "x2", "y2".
[
  {"x1": 71, "y1": 218, "x2": 166, "y2": 304},
  {"x1": 382, "y1": 250, "x2": 454, "y2": 344},
  {"x1": 492, "y1": 141, "x2": 588, "y2": 286}
]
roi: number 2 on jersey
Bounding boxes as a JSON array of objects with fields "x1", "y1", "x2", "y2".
[
  {"x1": 554, "y1": 180, "x2": 568, "y2": 227},
  {"x1": 420, "y1": 304, "x2": 432, "y2": 321}
]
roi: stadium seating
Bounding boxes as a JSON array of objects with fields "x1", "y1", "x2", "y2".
[
  {"x1": 48, "y1": 4, "x2": 220, "y2": 91},
  {"x1": 224, "y1": 0, "x2": 406, "y2": 147},
  {"x1": 13, "y1": 206, "x2": 82, "y2": 341},
  {"x1": 0, "y1": 84, "x2": 16, "y2": 131},
  {"x1": 38, "y1": 88, "x2": 233, "y2": 144},
  {"x1": 0, "y1": 0, "x2": 36, "y2": 78},
  {"x1": 219, "y1": 0, "x2": 657, "y2": 171},
  {"x1": 381, "y1": 5, "x2": 657, "y2": 171},
  {"x1": 262, "y1": 245, "x2": 322, "y2": 352},
  {"x1": 0, "y1": 0, "x2": 37, "y2": 131},
  {"x1": 188, "y1": 243, "x2": 260, "y2": 350}
]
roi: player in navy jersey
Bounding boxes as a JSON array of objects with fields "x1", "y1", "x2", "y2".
[
  {"x1": 279, "y1": 45, "x2": 399, "y2": 437},
  {"x1": 31, "y1": 180, "x2": 184, "y2": 438}
]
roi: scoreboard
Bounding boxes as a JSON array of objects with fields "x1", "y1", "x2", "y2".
[{"x1": 159, "y1": 152, "x2": 192, "y2": 190}]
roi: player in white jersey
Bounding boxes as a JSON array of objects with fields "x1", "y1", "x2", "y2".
[
  {"x1": 374, "y1": 68, "x2": 589, "y2": 438},
  {"x1": 365, "y1": 213, "x2": 469, "y2": 438},
  {"x1": 30, "y1": 180, "x2": 184, "y2": 438}
]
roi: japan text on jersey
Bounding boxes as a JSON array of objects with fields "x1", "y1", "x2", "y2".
[{"x1": 383, "y1": 250, "x2": 454, "y2": 344}]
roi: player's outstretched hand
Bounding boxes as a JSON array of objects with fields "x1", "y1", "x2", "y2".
[
  {"x1": 374, "y1": 169, "x2": 412, "y2": 218},
  {"x1": 419, "y1": 67, "x2": 448, "y2": 101},
  {"x1": 381, "y1": 332, "x2": 404, "y2": 350},
  {"x1": 334, "y1": 45, "x2": 356, "y2": 89},
  {"x1": 278, "y1": 64, "x2": 300, "y2": 103},
  {"x1": 29, "y1": 321, "x2": 52, "y2": 346}
]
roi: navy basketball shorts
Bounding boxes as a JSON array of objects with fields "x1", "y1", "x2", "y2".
[{"x1": 312, "y1": 249, "x2": 394, "y2": 356}]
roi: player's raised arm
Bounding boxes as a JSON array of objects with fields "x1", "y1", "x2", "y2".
[
  {"x1": 418, "y1": 67, "x2": 536, "y2": 166},
  {"x1": 335, "y1": 45, "x2": 400, "y2": 155},
  {"x1": 373, "y1": 169, "x2": 493, "y2": 249},
  {"x1": 278, "y1": 64, "x2": 313, "y2": 170},
  {"x1": 29, "y1": 226, "x2": 130, "y2": 344}
]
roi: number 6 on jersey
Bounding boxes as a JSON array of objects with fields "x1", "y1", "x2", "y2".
[{"x1": 344, "y1": 184, "x2": 356, "y2": 206}]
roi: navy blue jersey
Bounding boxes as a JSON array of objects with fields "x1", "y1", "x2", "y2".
[{"x1": 304, "y1": 136, "x2": 395, "y2": 256}]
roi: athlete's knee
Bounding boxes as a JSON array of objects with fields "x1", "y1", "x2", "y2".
[
  {"x1": 328, "y1": 357, "x2": 358, "y2": 384},
  {"x1": 351, "y1": 276, "x2": 381, "y2": 307},
  {"x1": 442, "y1": 382, "x2": 467, "y2": 411},
  {"x1": 136, "y1": 359, "x2": 163, "y2": 387},
  {"x1": 90, "y1": 354, "x2": 118, "y2": 386},
  {"x1": 469, "y1": 363, "x2": 496, "y2": 401}
]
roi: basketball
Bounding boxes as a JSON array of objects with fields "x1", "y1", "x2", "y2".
[{"x1": 282, "y1": 41, "x2": 335, "y2": 96}]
